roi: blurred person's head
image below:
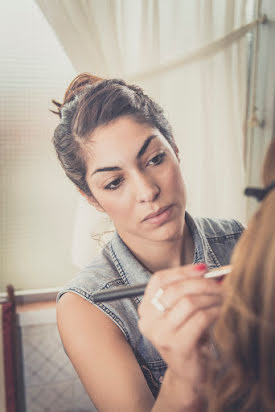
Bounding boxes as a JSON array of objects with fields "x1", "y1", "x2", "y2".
[{"x1": 208, "y1": 139, "x2": 275, "y2": 412}]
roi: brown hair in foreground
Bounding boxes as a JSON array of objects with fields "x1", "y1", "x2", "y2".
[{"x1": 208, "y1": 138, "x2": 275, "y2": 412}]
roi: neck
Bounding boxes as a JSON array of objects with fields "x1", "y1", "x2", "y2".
[{"x1": 119, "y1": 221, "x2": 194, "y2": 274}]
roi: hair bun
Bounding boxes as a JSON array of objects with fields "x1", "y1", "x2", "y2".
[{"x1": 51, "y1": 73, "x2": 103, "y2": 118}]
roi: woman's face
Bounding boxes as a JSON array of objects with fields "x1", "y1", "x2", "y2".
[{"x1": 85, "y1": 116, "x2": 187, "y2": 244}]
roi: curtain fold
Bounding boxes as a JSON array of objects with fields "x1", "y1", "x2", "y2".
[{"x1": 35, "y1": 0, "x2": 253, "y2": 268}]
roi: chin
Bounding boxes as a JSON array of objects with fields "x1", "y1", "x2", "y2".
[{"x1": 149, "y1": 221, "x2": 183, "y2": 242}]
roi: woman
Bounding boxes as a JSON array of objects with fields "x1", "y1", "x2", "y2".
[
  {"x1": 139, "y1": 139, "x2": 275, "y2": 411},
  {"x1": 53, "y1": 73, "x2": 244, "y2": 411}
]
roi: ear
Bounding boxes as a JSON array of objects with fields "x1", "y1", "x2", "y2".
[{"x1": 78, "y1": 189, "x2": 105, "y2": 213}]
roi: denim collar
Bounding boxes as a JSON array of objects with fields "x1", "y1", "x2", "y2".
[
  {"x1": 109, "y1": 211, "x2": 221, "y2": 304},
  {"x1": 185, "y1": 211, "x2": 221, "y2": 269}
]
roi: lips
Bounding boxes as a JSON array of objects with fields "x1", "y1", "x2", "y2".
[{"x1": 142, "y1": 205, "x2": 172, "y2": 222}]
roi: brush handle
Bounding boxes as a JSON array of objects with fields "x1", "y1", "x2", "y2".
[
  {"x1": 92, "y1": 283, "x2": 148, "y2": 302},
  {"x1": 203, "y1": 265, "x2": 231, "y2": 279},
  {"x1": 92, "y1": 265, "x2": 231, "y2": 302}
]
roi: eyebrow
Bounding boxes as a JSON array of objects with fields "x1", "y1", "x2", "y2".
[{"x1": 91, "y1": 134, "x2": 158, "y2": 177}]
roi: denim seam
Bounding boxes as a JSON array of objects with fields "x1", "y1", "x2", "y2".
[
  {"x1": 141, "y1": 365, "x2": 160, "y2": 390},
  {"x1": 233, "y1": 220, "x2": 245, "y2": 232},
  {"x1": 204, "y1": 238, "x2": 221, "y2": 267},
  {"x1": 96, "y1": 302, "x2": 130, "y2": 341},
  {"x1": 102, "y1": 279, "x2": 124, "y2": 290},
  {"x1": 207, "y1": 232, "x2": 243, "y2": 242},
  {"x1": 134, "y1": 350, "x2": 166, "y2": 367},
  {"x1": 144, "y1": 360, "x2": 167, "y2": 368},
  {"x1": 64, "y1": 287, "x2": 130, "y2": 342},
  {"x1": 110, "y1": 244, "x2": 129, "y2": 284},
  {"x1": 110, "y1": 244, "x2": 141, "y2": 306}
]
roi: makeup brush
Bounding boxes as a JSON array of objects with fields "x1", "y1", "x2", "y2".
[{"x1": 92, "y1": 265, "x2": 231, "y2": 303}]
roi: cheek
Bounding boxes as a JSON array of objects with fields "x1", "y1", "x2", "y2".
[
  {"x1": 162, "y1": 163, "x2": 185, "y2": 192},
  {"x1": 97, "y1": 193, "x2": 131, "y2": 220}
]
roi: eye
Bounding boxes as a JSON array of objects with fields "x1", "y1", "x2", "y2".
[
  {"x1": 104, "y1": 177, "x2": 123, "y2": 191},
  {"x1": 147, "y1": 152, "x2": 166, "y2": 166}
]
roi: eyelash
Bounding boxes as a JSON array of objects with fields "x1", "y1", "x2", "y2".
[
  {"x1": 104, "y1": 152, "x2": 166, "y2": 191},
  {"x1": 104, "y1": 177, "x2": 124, "y2": 191},
  {"x1": 147, "y1": 152, "x2": 166, "y2": 166}
]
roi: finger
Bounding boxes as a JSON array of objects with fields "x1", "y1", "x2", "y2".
[
  {"x1": 140, "y1": 299, "x2": 220, "y2": 352},
  {"x1": 145, "y1": 264, "x2": 207, "y2": 297},
  {"x1": 160, "y1": 294, "x2": 222, "y2": 333},
  {"x1": 159, "y1": 278, "x2": 223, "y2": 310},
  {"x1": 175, "y1": 305, "x2": 220, "y2": 352},
  {"x1": 139, "y1": 275, "x2": 221, "y2": 319}
]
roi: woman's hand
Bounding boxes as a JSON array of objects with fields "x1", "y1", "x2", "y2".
[{"x1": 138, "y1": 264, "x2": 223, "y2": 410}]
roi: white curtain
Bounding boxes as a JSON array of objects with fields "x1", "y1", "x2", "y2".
[{"x1": 36, "y1": 0, "x2": 255, "y2": 268}]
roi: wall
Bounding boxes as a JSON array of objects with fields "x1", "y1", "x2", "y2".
[{"x1": 0, "y1": 0, "x2": 79, "y2": 291}]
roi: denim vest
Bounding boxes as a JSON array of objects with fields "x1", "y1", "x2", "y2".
[{"x1": 57, "y1": 212, "x2": 244, "y2": 398}]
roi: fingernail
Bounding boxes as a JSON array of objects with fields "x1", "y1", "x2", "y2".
[{"x1": 195, "y1": 263, "x2": 207, "y2": 272}]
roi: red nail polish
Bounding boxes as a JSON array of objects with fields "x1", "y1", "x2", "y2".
[{"x1": 195, "y1": 263, "x2": 207, "y2": 271}]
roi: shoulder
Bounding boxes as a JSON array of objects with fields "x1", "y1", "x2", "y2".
[
  {"x1": 193, "y1": 216, "x2": 245, "y2": 241},
  {"x1": 57, "y1": 291, "x2": 121, "y2": 338},
  {"x1": 56, "y1": 241, "x2": 134, "y2": 341},
  {"x1": 57, "y1": 241, "x2": 123, "y2": 303}
]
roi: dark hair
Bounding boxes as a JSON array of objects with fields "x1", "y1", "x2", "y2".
[{"x1": 52, "y1": 73, "x2": 177, "y2": 196}]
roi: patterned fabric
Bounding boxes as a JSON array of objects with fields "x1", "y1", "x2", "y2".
[{"x1": 58, "y1": 211, "x2": 244, "y2": 397}]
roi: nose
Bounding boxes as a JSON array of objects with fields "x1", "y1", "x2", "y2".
[{"x1": 134, "y1": 172, "x2": 160, "y2": 203}]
